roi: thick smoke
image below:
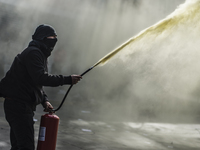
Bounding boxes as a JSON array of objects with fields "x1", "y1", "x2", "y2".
[
  {"x1": 0, "y1": 0, "x2": 191, "y2": 123},
  {"x1": 97, "y1": 0, "x2": 200, "y2": 122}
]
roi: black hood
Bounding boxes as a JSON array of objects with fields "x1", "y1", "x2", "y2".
[
  {"x1": 32, "y1": 24, "x2": 57, "y2": 40},
  {"x1": 31, "y1": 24, "x2": 57, "y2": 57}
]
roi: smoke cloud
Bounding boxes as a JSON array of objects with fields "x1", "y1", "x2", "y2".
[
  {"x1": 96, "y1": 0, "x2": 200, "y2": 122},
  {"x1": 1, "y1": 0, "x2": 193, "y2": 123}
]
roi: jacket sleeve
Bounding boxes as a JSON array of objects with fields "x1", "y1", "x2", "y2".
[
  {"x1": 41, "y1": 89, "x2": 49, "y2": 107},
  {"x1": 24, "y1": 49, "x2": 72, "y2": 86}
]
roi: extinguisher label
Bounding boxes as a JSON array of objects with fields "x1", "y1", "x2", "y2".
[{"x1": 38, "y1": 127, "x2": 46, "y2": 141}]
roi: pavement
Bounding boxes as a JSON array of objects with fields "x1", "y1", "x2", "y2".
[{"x1": 1, "y1": 98, "x2": 200, "y2": 150}]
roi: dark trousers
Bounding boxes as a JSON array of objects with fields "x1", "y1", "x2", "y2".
[{"x1": 4, "y1": 98, "x2": 35, "y2": 150}]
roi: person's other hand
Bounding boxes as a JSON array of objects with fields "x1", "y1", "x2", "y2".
[
  {"x1": 71, "y1": 75, "x2": 82, "y2": 84},
  {"x1": 43, "y1": 101, "x2": 53, "y2": 112}
]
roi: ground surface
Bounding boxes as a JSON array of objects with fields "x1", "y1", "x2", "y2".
[{"x1": 1, "y1": 99, "x2": 200, "y2": 150}]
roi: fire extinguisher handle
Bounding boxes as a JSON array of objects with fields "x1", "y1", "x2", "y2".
[{"x1": 52, "y1": 66, "x2": 94, "y2": 113}]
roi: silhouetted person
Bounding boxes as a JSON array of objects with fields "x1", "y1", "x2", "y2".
[{"x1": 0, "y1": 24, "x2": 82, "y2": 150}]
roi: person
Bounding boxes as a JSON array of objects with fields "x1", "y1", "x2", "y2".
[{"x1": 0, "y1": 24, "x2": 82, "y2": 150}]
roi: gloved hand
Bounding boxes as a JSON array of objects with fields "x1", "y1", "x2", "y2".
[
  {"x1": 71, "y1": 75, "x2": 82, "y2": 84},
  {"x1": 43, "y1": 101, "x2": 53, "y2": 112}
]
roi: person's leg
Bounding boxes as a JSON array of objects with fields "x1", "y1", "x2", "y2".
[
  {"x1": 4, "y1": 99, "x2": 35, "y2": 150},
  {"x1": 10, "y1": 128, "x2": 18, "y2": 150},
  {"x1": 10, "y1": 113, "x2": 35, "y2": 150}
]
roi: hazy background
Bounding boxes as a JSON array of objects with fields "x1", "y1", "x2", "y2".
[{"x1": 1, "y1": 0, "x2": 197, "y2": 123}]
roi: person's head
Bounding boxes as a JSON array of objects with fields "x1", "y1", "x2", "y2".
[{"x1": 32, "y1": 24, "x2": 58, "y2": 53}]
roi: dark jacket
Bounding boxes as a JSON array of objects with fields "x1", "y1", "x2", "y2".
[{"x1": 0, "y1": 40, "x2": 71, "y2": 110}]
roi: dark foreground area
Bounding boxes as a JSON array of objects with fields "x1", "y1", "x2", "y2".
[{"x1": 1, "y1": 98, "x2": 200, "y2": 150}]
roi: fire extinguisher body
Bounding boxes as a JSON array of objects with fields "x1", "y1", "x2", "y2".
[{"x1": 37, "y1": 113, "x2": 59, "y2": 150}]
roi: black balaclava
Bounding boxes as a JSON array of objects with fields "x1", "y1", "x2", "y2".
[{"x1": 32, "y1": 24, "x2": 57, "y2": 57}]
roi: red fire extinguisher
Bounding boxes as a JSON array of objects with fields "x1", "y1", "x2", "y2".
[{"x1": 37, "y1": 113, "x2": 59, "y2": 150}]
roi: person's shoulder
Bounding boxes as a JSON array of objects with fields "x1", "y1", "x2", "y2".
[
  {"x1": 24, "y1": 46, "x2": 42, "y2": 54},
  {"x1": 22, "y1": 46, "x2": 44, "y2": 58},
  {"x1": 20, "y1": 46, "x2": 45, "y2": 63}
]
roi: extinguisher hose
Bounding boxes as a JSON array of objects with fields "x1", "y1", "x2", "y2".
[{"x1": 52, "y1": 66, "x2": 94, "y2": 113}]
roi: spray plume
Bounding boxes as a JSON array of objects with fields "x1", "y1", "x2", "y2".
[
  {"x1": 92, "y1": 0, "x2": 199, "y2": 68},
  {"x1": 78, "y1": 0, "x2": 200, "y2": 122}
]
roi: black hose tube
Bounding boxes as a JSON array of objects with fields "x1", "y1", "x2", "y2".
[{"x1": 52, "y1": 67, "x2": 94, "y2": 112}]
